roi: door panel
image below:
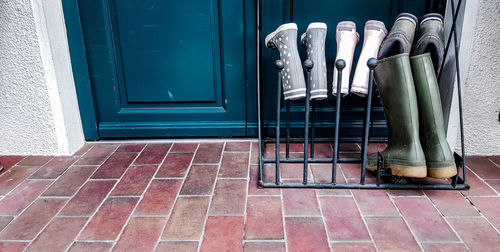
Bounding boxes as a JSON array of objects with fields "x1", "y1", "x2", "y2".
[{"x1": 78, "y1": 0, "x2": 247, "y2": 138}]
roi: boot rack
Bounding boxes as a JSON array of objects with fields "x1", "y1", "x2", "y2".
[{"x1": 255, "y1": 0, "x2": 468, "y2": 190}]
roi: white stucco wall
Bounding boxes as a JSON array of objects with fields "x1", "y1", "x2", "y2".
[
  {"x1": 460, "y1": 0, "x2": 500, "y2": 155},
  {"x1": 0, "y1": 0, "x2": 84, "y2": 155}
]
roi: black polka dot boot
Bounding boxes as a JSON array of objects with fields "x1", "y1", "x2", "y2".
[
  {"x1": 265, "y1": 23, "x2": 306, "y2": 100},
  {"x1": 300, "y1": 22, "x2": 328, "y2": 100}
]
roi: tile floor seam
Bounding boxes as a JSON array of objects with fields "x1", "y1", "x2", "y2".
[
  {"x1": 197, "y1": 142, "x2": 225, "y2": 252},
  {"x1": 423, "y1": 191, "x2": 469, "y2": 248},
  {"x1": 279, "y1": 184, "x2": 288, "y2": 252},
  {"x1": 109, "y1": 143, "x2": 174, "y2": 252},
  {"x1": 386, "y1": 190, "x2": 425, "y2": 252},
  {"x1": 462, "y1": 167, "x2": 500, "y2": 197},
  {"x1": 69, "y1": 142, "x2": 144, "y2": 251},
  {"x1": 315, "y1": 194, "x2": 337, "y2": 252},
  {"x1": 351, "y1": 191, "x2": 378, "y2": 251},
  {"x1": 0, "y1": 163, "x2": 48, "y2": 198},
  {"x1": 459, "y1": 194, "x2": 500, "y2": 237},
  {"x1": 0, "y1": 156, "x2": 28, "y2": 178},
  {"x1": 153, "y1": 143, "x2": 201, "y2": 248},
  {"x1": 241, "y1": 147, "x2": 251, "y2": 249}
]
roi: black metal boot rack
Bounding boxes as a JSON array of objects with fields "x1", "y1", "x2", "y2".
[{"x1": 256, "y1": 0, "x2": 469, "y2": 190}]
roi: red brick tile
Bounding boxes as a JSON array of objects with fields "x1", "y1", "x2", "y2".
[
  {"x1": 134, "y1": 179, "x2": 181, "y2": 215},
  {"x1": 280, "y1": 163, "x2": 313, "y2": 181},
  {"x1": 42, "y1": 165, "x2": 97, "y2": 196},
  {"x1": 111, "y1": 165, "x2": 156, "y2": 196},
  {"x1": 489, "y1": 156, "x2": 500, "y2": 166},
  {"x1": 320, "y1": 197, "x2": 370, "y2": 241},
  {"x1": 76, "y1": 144, "x2": 118, "y2": 165},
  {"x1": 68, "y1": 242, "x2": 112, "y2": 252},
  {"x1": 162, "y1": 196, "x2": 210, "y2": 240},
  {"x1": 0, "y1": 180, "x2": 51, "y2": 215},
  {"x1": 180, "y1": 165, "x2": 218, "y2": 195},
  {"x1": 394, "y1": 197, "x2": 458, "y2": 242},
  {"x1": 425, "y1": 190, "x2": 479, "y2": 216},
  {"x1": 156, "y1": 153, "x2": 194, "y2": 178},
  {"x1": 225, "y1": 142, "x2": 251, "y2": 151},
  {"x1": 461, "y1": 168, "x2": 497, "y2": 196},
  {"x1": 115, "y1": 143, "x2": 146, "y2": 152},
  {"x1": 352, "y1": 190, "x2": 399, "y2": 216},
  {"x1": 0, "y1": 242, "x2": 28, "y2": 252},
  {"x1": 448, "y1": 217, "x2": 500, "y2": 251},
  {"x1": 467, "y1": 156, "x2": 500, "y2": 179},
  {"x1": 133, "y1": 143, "x2": 171, "y2": 165},
  {"x1": 0, "y1": 198, "x2": 67, "y2": 240},
  {"x1": 29, "y1": 156, "x2": 78, "y2": 179},
  {"x1": 250, "y1": 142, "x2": 259, "y2": 165},
  {"x1": 91, "y1": 152, "x2": 138, "y2": 179},
  {"x1": 0, "y1": 166, "x2": 39, "y2": 195},
  {"x1": 339, "y1": 142, "x2": 361, "y2": 152},
  {"x1": 388, "y1": 189, "x2": 424, "y2": 196},
  {"x1": 245, "y1": 196, "x2": 284, "y2": 240},
  {"x1": 27, "y1": 217, "x2": 87, "y2": 252},
  {"x1": 468, "y1": 197, "x2": 500, "y2": 229},
  {"x1": 170, "y1": 142, "x2": 198, "y2": 153},
  {"x1": 157, "y1": 241, "x2": 199, "y2": 252},
  {"x1": 312, "y1": 143, "x2": 333, "y2": 158},
  {"x1": 341, "y1": 163, "x2": 374, "y2": 179},
  {"x1": 219, "y1": 152, "x2": 250, "y2": 178},
  {"x1": 200, "y1": 216, "x2": 244, "y2": 252},
  {"x1": 0, "y1": 216, "x2": 13, "y2": 232},
  {"x1": 285, "y1": 217, "x2": 330, "y2": 252},
  {"x1": 243, "y1": 242, "x2": 285, "y2": 252},
  {"x1": 485, "y1": 179, "x2": 500, "y2": 193},
  {"x1": 261, "y1": 163, "x2": 278, "y2": 183},
  {"x1": 113, "y1": 217, "x2": 165, "y2": 252},
  {"x1": 74, "y1": 143, "x2": 93, "y2": 155},
  {"x1": 18, "y1": 156, "x2": 53, "y2": 166},
  {"x1": 365, "y1": 217, "x2": 420, "y2": 251},
  {"x1": 366, "y1": 143, "x2": 386, "y2": 154},
  {"x1": 60, "y1": 180, "x2": 115, "y2": 216},
  {"x1": 248, "y1": 165, "x2": 280, "y2": 196},
  {"x1": 311, "y1": 164, "x2": 351, "y2": 196},
  {"x1": 0, "y1": 156, "x2": 24, "y2": 175},
  {"x1": 331, "y1": 242, "x2": 376, "y2": 252},
  {"x1": 79, "y1": 197, "x2": 138, "y2": 240},
  {"x1": 421, "y1": 243, "x2": 469, "y2": 252},
  {"x1": 193, "y1": 142, "x2": 224, "y2": 164},
  {"x1": 209, "y1": 179, "x2": 246, "y2": 215},
  {"x1": 282, "y1": 189, "x2": 320, "y2": 216}
]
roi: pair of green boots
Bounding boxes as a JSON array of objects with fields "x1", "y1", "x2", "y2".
[{"x1": 367, "y1": 53, "x2": 457, "y2": 179}]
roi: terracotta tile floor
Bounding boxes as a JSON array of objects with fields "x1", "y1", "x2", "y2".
[{"x1": 0, "y1": 141, "x2": 499, "y2": 251}]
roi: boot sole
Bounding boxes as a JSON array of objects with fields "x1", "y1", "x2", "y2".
[
  {"x1": 427, "y1": 165, "x2": 457, "y2": 179},
  {"x1": 366, "y1": 164, "x2": 427, "y2": 178}
]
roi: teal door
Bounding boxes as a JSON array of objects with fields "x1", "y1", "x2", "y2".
[{"x1": 76, "y1": 0, "x2": 247, "y2": 138}]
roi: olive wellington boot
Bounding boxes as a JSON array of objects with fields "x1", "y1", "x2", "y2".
[
  {"x1": 367, "y1": 53, "x2": 427, "y2": 178},
  {"x1": 410, "y1": 53, "x2": 457, "y2": 178}
]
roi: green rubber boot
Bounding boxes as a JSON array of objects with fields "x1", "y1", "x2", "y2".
[
  {"x1": 367, "y1": 53, "x2": 427, "y2": 178},
  {"x1": 410, "y1": 53, "x2": 457, "y2": 178}
]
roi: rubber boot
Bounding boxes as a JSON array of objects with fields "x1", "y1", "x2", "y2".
[
  {"x1": 332, "y1": 21, "x2": 359, "y2": 96},
  {"x1": 265, "y1": 23, "x2": 306, "y2": 100},
  {"x1": 412, "y1": 13, "x2": 445, "y2": 76},
  {"x1": 367, "y1": 53, "x2": 427, "y2": 178},
  {"x1": 378, "y1": 13, "x2": 417, "y2": 59},
  {"x1": 351, "y1": 20, "x2": 387, "y2": 96},
  {"x1": 301, "y1": 22, "x2": 328, "y2": 100},
  {"x1": 410, "y1": 53, "x2": 457, "y2": 178}
]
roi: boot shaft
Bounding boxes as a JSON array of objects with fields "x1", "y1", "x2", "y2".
[
  {"x1": 333, "y1": 21, "x2": 358, "y2": 96},
  {"x1": 412, "y1": 13, "x2": 445, "y2": 75},
  {"x1": 301, "y1": 22, "x2": 328, "y2": 100},
  {"x1": 378, "y1": 13, "x2": 417, "y2": 59}
]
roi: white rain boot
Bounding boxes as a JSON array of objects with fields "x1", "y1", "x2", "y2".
[
  {"x1": 332, "y1": 21, "x2": 359, "y2": 96},
  {"x1": 351, "y1": 20, "x2": 387, "y2": 96},
  {"x1": 301, "y1": 22, "x2": 328, "y2": 100},
  {"x1": 265, "y1": 23, "x2": 306, "y2": 100}
]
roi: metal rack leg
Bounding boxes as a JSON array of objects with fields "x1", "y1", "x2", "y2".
[
  {"x1": 310, "y1": 100, "x2": 316, "y2": 158},
  {"x1": 274, "y1": 60, "x2": 284, "y2": 185},
  {"x1": 360, "y1": 59, "x2": 378, "y2": 184},
  {"x1": 332, "y1": 60, "x2": 345, "y2": 184},
  {"x1": 303, "y1": 59, "x2": 314, "y2": 185},
  {"x1": 286, "y1": 100, "x2": 290, "y2": 159}
]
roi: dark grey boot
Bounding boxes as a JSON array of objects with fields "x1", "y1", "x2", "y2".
[
  {"x1": 412, "y1": 13, "x2": 445, "y2": 76},
  {"x1": 378, "y1": 13, "x2": 418, "y2": 59},
  {"x1": 265, "y1": 23, "x2": 306, "y2": 100},
  {"x1": 301, "y1": 22, "x2": 328, "y2": 100}
]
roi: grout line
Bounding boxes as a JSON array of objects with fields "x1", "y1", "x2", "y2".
[
  {"x1": 154, "y1": 143, "x2": 199, "y2": 251},
  {"x1": 315, "y1": 191, "x2": 334, "y2": 252},
  {"x1": 241, "y1": 147, "x2": 252, "y2": 248},
  {"x1": 197, "y1": 142, "x2": 225, "y2": 252},
  {"x1": 351, "y1": 190, "x2": 378, "y2": 252}
]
